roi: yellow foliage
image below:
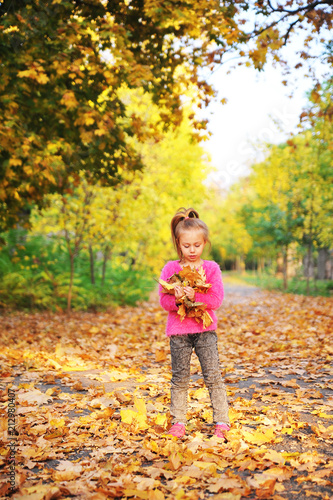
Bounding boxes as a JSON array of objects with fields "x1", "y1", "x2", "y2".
[{"x1": 30, "y1": 89, "x2": 211, "y2": 274}]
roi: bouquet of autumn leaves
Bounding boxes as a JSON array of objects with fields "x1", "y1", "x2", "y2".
[{"x1": 159, "y1": 265, "x2": 213, "y2": 328}]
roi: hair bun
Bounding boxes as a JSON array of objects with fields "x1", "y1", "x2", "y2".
[{"x1": 187, "y1": 210, "x2": 198, "y2": 219}]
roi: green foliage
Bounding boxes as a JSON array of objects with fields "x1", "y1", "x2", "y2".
[
  {"x1": 227, "y1": 271, "x2": 333, "y2": 298},
  {"x1": 0, "y1": 232, "x2": 154, "y2": 312}
]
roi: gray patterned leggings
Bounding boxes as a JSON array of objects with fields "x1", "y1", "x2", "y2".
[{"x1": 169, "y1": 331, "x2": 230, "y2": 426}]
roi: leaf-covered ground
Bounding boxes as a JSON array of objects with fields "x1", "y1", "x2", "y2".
[{"x1": 1, "y1": 281, "x2": 333, "y2": 500}]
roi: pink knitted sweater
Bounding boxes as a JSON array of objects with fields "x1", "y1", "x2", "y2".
[{"x1": 158, "y1": 260, "x2": 224, "y2": 336}]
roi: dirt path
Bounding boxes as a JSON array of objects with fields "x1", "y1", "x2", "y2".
[
  {"x1": 37, "y1": 282, "x2": 264, "y2": 394},
  {"x1": 223, "y1": 280, "x2": 262, "y2": 298},
  {"x1": 1, "y1": 283, "x2": 333, "y2": 499}
]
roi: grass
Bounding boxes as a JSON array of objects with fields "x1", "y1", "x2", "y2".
[{"x1": 223, "y1": 270, "x2": 333, "y2": 297}]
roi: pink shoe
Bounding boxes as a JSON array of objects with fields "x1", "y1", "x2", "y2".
[
  {"x1": 214, "y1": 423, "x2": 230, "y2": 440},
  {"x1": 167, "y1": 423, "x2": 186, "y2": 438}
]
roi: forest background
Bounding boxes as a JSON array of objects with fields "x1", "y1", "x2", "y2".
[{"x1": 0, "y1": 0, "x2": 332, "y2": 313}]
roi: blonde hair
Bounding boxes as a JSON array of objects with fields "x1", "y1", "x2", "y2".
[{"x1": 171, "y1": 207, "x2": 210, "y2": 259}]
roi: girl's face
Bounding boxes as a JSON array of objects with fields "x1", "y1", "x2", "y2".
[{"x1": 178, "y1": 229, "x2": 206, "y2": 267}]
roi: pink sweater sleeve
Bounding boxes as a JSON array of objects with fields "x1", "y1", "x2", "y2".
[
  {"x1": 194, "y1": 262, "x2": 224, "y2": 310},
  {"x1": 159, "y1": 262, "x2": 178, "y2": 312}
]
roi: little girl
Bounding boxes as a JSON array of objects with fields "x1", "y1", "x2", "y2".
[{"x1": 159, "y1": 207, "x2": 230, "y2": 439}]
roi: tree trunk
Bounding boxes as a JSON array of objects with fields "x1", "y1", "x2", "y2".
[
  {"x1": 236, "y1": 255, "x2": 244, "y2": 273},
  {"x1": 305, "y1": 189, "x2": 315, "y2": 295},
  {"x1": 318, "y1": 247, "x2": 328, "y2": 280},
  {"x1": 101, "y1": 246, "x2": 111, "y2": 286},
  {"x1": 89, "y1": 244, "x2": 95, "y2": 284},
  {"x1": 283, "y1": 246, "x2": 288, "y2": 290},
  {"x1": 240, "y1": 255, "x2": 245, "y2": 274},
  {"x1": 259, "y1": 257, "x2": 264, "y2": 275},
  {"x1": 306, "y1": 241, "x2": 312, "y2": 296},
  {"x1": 303, "y1": 251, "x2": 314, "y2": 277}
]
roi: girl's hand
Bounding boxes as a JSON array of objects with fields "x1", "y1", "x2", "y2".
[
  {"x1": 183, "y1": 286, "x2": 195, "y2": 301},
  {"x1": 174, "y1": 285, "x2": 184, "y2": 300}
]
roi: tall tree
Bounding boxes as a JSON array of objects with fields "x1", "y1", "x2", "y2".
[
  {"x1": 0, "y1": 0, "x2": 239, "y2": 231},
  {"x1": 29, "y1": 98, "x2": 211, "y2": 310},
  {"x1": 1, "y1": 0, "x2": 331, "y2": 231}
]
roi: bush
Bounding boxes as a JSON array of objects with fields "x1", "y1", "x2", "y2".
[{"x1": 0, "y1": 231, "x2": 155, "y2": 312}]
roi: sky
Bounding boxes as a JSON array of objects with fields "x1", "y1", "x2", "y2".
[
  {"x1": 200, "y1": 62, "x2": 314, "y2": 190},
  {"x1": 199, "y1": 26, "x2": 331, "y2": 190}
]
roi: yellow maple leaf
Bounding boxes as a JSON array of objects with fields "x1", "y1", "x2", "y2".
[
  {"x1": 158, "y1": 278, "x2": 176, "y2": 292},
  {"x1": 60, "y1": 90, "x2": 78, "y2": 109},
  {"x1": 155, "y1": 413, "x2": 168, "y2": 428},
  {"x1": 17, "y1": 68, "x2": 38, "y2": 79},
  {"x1": 9, "y1": 158, "x2": 22, "y2": 167},
  {"x1": 17, "y1": 485, "x2": 61, "y2": 498},
  {"x1": 36, "y1": 72, "x2": 49, "y2": 84},
  {"x1": 192, "y1": 387, "x2": 208, "y2": 400},
  {"x1": 168, "y1": 451, "x2": 182, "y2": 471},
  {"x1": 263, "y1": 449, "x2": 285, "y2": 465},
  {"x1": 242, "y1": 427, "x2": 276, "y2": 445},
  {"x1": 155, "y1": 350, "x2": 167, "y2": 362},
  {"x1": 134, "y1": 396, "x2": 146, "y2": 415},
  {"x1": 84, "y1": 114, "x2": 95, "y2": 126},
  {"x1": 120, "y1": 408, "x2": 138, "y2": 424},
  {"x1": 17, "y1": 389, "x2": 53, "y2": 406},
  {"x1": 148, "y1": 440, "x2": 160, "y2": 453},
  {"x1": 148, "y1": 489, "x2": 165, "y2": 500},
  {"x1": 94, "y1": 127, "x2": 106, "y2": 136},
  {"x1": 124, "y1": 490, "x2": 148, "y2": 499},
  {"x1": 208, "y1": 475, "x2": 244, "y2": 493},
  {"x1": 202, "y1": 310, "x2": 213, "y2": 328},
  {"x1": 121, "y1": 398, "x2": 148, "y2": 430},
  {"x1": 53, "y1": 470, "x2": 81, "y2": 481},
  {"x1": 49, "y1": 418, "x2": 65, "y2": 428},
  {"x1": 177, "y1": 303, "x2": 186, "y2": 321}
]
